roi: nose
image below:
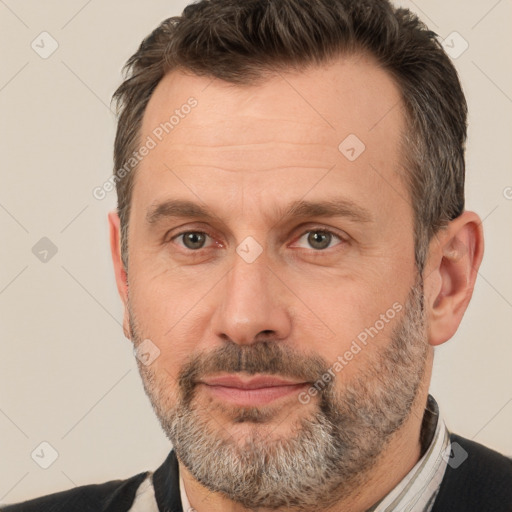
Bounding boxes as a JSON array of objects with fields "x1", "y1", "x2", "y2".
[{"x1": 210, "y1": 249, "x2": 292, "y2": 346}]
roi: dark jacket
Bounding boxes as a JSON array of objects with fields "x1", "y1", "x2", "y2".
[{"x1": 3, "y1": 434, "x2": 512, "y2": 512}]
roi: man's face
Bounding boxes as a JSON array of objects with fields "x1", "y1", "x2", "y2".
[{"x1": 123, "y1": 55, "x2": 431, "y2": 508}]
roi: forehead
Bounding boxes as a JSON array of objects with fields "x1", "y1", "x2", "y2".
[
  {"x1": 133, "y1": 54, "x2": 408, "y2": 223},
  {"x1": 142, "y1": 54, "x2": 404, "y2": 147}
]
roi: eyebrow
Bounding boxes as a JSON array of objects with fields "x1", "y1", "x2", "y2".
[{"x1": 145, "y1": 198, "x2": 372, "y2": 226}]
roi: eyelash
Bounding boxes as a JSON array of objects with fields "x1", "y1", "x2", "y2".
[{"x1": 169, "y1": 227, "x2": 347, "y2": 252}]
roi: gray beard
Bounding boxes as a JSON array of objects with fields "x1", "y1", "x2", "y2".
[{"x1": 130, "y1": 276, "x2": 428, "y2": 511}]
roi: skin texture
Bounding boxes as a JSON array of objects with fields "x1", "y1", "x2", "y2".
[{"x1": 109, "y1": 54, "x2": 484, "y2": 511}]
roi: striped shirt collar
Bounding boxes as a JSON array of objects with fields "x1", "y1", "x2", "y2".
[
  {"x1": 174, "y1": 395, "x2": 449, "y2": 512},
  {"x1": 367, "y1": 394, "x2": 450, "y2": 511}
]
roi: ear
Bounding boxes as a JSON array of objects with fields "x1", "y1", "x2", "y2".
[
  {"x1": 424, "y1": 211, "x2": 484, "y2": 347},
  {"x1": 108, "y1": 210, "x2": 131, "y2": 340}
]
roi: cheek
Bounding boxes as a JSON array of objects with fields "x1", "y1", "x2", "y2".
[
  {"x1": 129, "y1": 266, "x2": 207, "y2": 335},
  {"x1": 288, "y1": 276, "x2": 404, "y2": 378},
  {"x1": 128, "y1": 286, "x2": 209, "y2": 389},
  {"x1": 286, "y1": 269, "x2": 380, "y2": 334}
]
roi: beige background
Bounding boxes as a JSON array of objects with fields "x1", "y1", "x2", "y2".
[{"x1": 1, "y1": 0, "x2": 511, "y2": 505}]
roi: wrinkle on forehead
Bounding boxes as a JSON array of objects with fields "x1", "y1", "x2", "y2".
[
  {"x1": 141, "y1": 54, "x2": 404, "y2": 151},
  {"x1": 155, "y1": 140, "x2": 341, "y2": 174}
]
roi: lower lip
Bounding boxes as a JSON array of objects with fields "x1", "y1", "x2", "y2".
[{"x1": 199, "y1": 383, "x2": 309, "y2": 406}]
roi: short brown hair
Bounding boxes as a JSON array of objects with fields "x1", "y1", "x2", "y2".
[{"x1": 112, "y1": 0, "x2": 467, "y2": 274}]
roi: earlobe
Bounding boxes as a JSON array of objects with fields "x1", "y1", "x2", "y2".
[{"x1": 426, "y1": 211, "x2": 484, "y2": 346}]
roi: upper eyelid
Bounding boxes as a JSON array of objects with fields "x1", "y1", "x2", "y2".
[
  {"x1": 171, "y1": 230, "x2": 216, "y2": 246},
  {"x1": 295, "y1": 227, "x2": 344, "y2": 238}
]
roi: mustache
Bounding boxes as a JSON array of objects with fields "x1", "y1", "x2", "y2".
[{"x1": 177, "y1": 340, "x2": 331, "y2": 399}]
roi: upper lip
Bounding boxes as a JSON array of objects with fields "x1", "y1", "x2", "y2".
[{"x1": 199, "y1": 374, "x2": 308, "y2": 389}]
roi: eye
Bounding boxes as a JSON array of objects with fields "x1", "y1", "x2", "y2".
[
  {"x1": 294, "y1": 229, "x2": 344, "y2": 250},
  {"x1": 172, "y1": 231, "x2": 213, "y2": 250}
]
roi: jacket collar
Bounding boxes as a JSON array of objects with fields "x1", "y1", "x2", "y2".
[{"x1": 152, "y1": 449, "x2": 183, "y2": 512}]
